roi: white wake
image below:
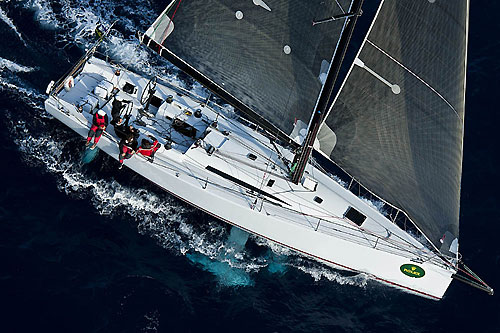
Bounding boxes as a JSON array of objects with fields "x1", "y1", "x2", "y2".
[
  {"x1": 2, "y1": 0, "x2": 370, "y2": 290},
  {"x1": 0, "y1": 6, "x2": 26, "y2": 44}
]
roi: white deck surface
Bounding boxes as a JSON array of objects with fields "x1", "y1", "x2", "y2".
[{"x1": 45, "y1": 56, "x2": 456, "y2": 299}]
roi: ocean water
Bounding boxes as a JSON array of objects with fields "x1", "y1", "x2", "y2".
[{"x1": 0, "y1": 1, "x2": 499, "y2": 332}]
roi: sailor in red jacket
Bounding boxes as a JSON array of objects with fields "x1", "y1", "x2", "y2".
[
  {"x1": 86, "y1": 110, "x2": 109, "y2": 150},
  {"x1": 136, "y1": 135, "x2": 161, "y2": 162},
  {"x1": 118, "y1": 134, "x2": 136, "y2": 169}
]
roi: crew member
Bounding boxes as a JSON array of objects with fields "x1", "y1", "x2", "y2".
[
  {"x1": 137, "y1": 135, "x2": 161, "y2": 162},
  {"x1": 113, "y1": 115, "x2": 129, "y2": 140},
  {"x1": 118, "y1": 134, "x2": 136, "y2": 169},
  {"x1": 86, "y1": 110, "x2": 109, "y2": 150},
  {"x1": 110, "y1": 98, "x2": 124, "y2": 125},
  {"x1": 113, "y1": 115, "x2": 139, "y2": 142}
]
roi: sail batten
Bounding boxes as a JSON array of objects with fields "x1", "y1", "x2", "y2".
[
  {"x1": 365, "y1": 39, "x2": 461, "y2": 120},
  {"x1": 325, "y1": 0, "x2": 468, "y2": 248}
]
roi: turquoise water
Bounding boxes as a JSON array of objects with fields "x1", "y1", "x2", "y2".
[{"x1": 82, "y1": 147, "x2": 100, "y2": 164}]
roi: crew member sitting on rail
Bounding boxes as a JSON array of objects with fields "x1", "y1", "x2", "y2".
[
  {"x1": 118, "y1": 134, "x2": 136, "y2": 169},
  {"x1": 86, "y1": 109, "x2": 108, "y2": 150},
  {"x1": 137, "y1": 135, "x2": 161, "y2": 162}
]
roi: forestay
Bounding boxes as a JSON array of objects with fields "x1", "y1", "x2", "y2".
[
  {"x1": 144, "y1": 0, "x2": 352, "y2": 137},
  {"x1": 323, "y1": 0, "x2": 468, "y2": 248}
]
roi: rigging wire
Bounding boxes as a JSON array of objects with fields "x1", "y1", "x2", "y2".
[
  {"x1": 251, "y1": 143, "x2": 274, "y2": 211},
  {"x1": 60, "y1": 80, "x2": 437, "y2": 269},
  {"x1": 52, "y1": 94, "x2": 442, "y2": 266},
  {"x1": 143, "y1": 146, "x2": 434, "y2": 261},
  {"x1": 56, "y1": 44, "x2": 454, "y2": 273},
  {"x1": 46, "y1": 16, "x2": 478, "y2": 284},
  {"x1": 207, "y1": 148, "x2": 426, "y2": 260}
]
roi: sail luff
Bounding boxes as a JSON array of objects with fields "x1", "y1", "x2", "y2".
[
  {"x1": 457, "y1": 0, "x2": 470, "y2": 224},
  {"x1": 321, "y1": 0, "x2": 385, "y2": 130},
  {"x1": 306, "y1": 1, "x2": 356, "y2": 131}
]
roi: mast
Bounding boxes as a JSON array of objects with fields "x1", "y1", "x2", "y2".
[{"x1": 290, "y1": 0, "x2": 364, "y2": 184}]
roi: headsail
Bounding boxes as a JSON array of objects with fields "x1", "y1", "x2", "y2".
[
  {"x1": 142, "y1": 0, "x2": 352, "y2": 139},
  {"x1": 323, "y1": 0, "x2": 468, "y2": 248}
]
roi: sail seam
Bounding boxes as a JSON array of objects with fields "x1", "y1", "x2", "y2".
[
  {"x1": 335, "y1": 0, "x2": 347, "y2": 14},
  {"x1": 366, "y1": 39, "x2": 462, "y2": 121}
]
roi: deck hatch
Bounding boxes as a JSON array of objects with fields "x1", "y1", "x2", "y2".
[
  {"x1": 313, "y1": 196, "x2": 323, "y2": 204},
  {"x1": 122, "y1": 82, "x2": 137, "y2": 94},
  {"x1": 247, "y1": 153, "x2": 257, "y2": 161},
  {"x1": 150, "y1": 95, "x2": 163, "y2": 108},
  {"x1": 344, "y1": 206, "x2": 366, "y2": 226}
]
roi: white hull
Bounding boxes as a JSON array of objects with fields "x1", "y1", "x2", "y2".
[{"x1": 45, "y1": 56, "x2": 456, "y2": 299}]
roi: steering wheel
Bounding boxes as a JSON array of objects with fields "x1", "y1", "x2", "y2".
[{"x1": 140, "y1": 76, "x2": 157, "y2": 106}]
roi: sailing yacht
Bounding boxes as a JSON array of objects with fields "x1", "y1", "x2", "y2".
[{"x1": 44, "y1": 0, "x2": 492, "y2": 299}]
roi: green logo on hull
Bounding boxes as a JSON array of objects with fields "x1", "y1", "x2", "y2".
[{"x1": 400, "y1": 264, "x2": 425, "y2": 278}]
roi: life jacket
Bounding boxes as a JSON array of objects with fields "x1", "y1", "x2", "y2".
[
  {"x1": 121, "y1": 142, "x2": 134, "y2": 156},
  {"x1": 95, "y1": 114, "x2": 107, "y2": 127},
  {"x1": 91, "y1": 113, "x2": 108, "y2": 133},
  {"x1": 137, "y1": 140, "x2": 160, "y2": 157}
]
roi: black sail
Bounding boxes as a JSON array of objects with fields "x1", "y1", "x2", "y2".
[
  {"x1": 144, "y1": 0, "x2": 352, "y2": 137},
  {"x1": 324, "y1": 0, "x2": 468, "y2": 248}
]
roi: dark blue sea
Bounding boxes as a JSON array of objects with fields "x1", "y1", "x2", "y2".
[{"x1": 0, "y1": 1, "x2": 498, "y2": 332}]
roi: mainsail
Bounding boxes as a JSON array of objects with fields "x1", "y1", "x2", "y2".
[
  {"x1": 143, "y1": 0, "x2": 352, "y2": 139},
  {"x1": 323, "y1": 0, "x2": 468, "y2": 248}
]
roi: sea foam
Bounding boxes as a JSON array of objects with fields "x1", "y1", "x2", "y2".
[{"x1": 3, "y1": 0, "x2": 371, "y2": 290}]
